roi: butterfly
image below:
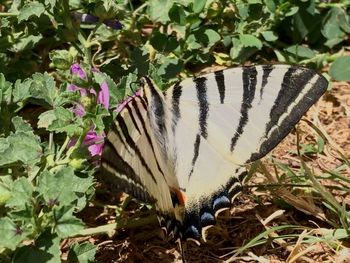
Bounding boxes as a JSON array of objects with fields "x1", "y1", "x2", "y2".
[{"x1": 100, "y1": 64, "x2": 328, "y2": 243}]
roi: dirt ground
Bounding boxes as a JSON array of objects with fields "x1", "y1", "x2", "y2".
[{"x1": 70, "y1": 80, "x2": 350, "y2": 263}]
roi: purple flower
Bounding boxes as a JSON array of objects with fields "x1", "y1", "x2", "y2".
[
  {"x1": 68, "y1": 129, "x2": 105, "y2": 157},
  {"x1": 103, "y1": 20, "x2": 123, "y2": 30},
  {"x1": 73, "y1": 104, "x2": 86, "y2": 117},
  {"x1": 72, "y1": 12, "x2": 123, "y2": 30},
  {"x1": 71, "y1": 63, "x2": 86, "y2": 79},
  {"x1": 83, "y1": 130, "x2": 105, "y2": 156},
  {"x1": 68, "y1": 84, "x2": 87, "y2": 96},
  {"x1": 98, "y1": 81, "x2": 110, "y2": 109}
]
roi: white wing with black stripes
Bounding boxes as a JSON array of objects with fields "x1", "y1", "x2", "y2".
[{"x1": 100, "y1": 64, "x2": 328, "y2": 242}]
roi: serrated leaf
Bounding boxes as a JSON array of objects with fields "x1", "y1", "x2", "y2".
[
  {"x1": 157, "y1": 57, "x2": 183, "y2": 80},
  {"x1": 115, "y1": 73, "x2": 138, "y2": 100},
  {"x1": 0, "y1": 73, "x2": 12, "y2": 104},
  {"x1": 13, "y1": 73, "x2": 56, "y2": 107},
  {"x1": 0, "y1": 217, "x2": 27, "y2": 250},
  {"x1": 37, "y1": 167, "x2": 94, "y2": 208},
  {"x1": 67, "y1": 242, "x2": 97, "y2": 263},
  {"x1": 12, "y1": 34, "x2": 43, "y2": 52},
  {"x1": 0, "y1": 131, "x2": 42, "y2": 166},
  {"x1": 12, "y1": 116, "x2": 33, "y2": 132},
  {"x1": 13, "y1": 232, "x2": 61, "y2": 263},
  {"x1": 6, "y1": 177, "x2": 34, "y2": 210},
  {"x1": 38, "y1": 107, "x2": 82, "y2": 136},
  {"x1": 285, "y1": 45, "x2": 315, "y2": 58},
  {"x1": 239, "y1": 34, "x2": 263, "y2": 49},
  {"x1": 18, "y1": 2, "x2": 45, "y2": 22},
  {"x1": 53, "y1": 206, "x2": 84, "y2": 238},
  {"x1": 0, "y1": 182, "x2": 11, "y2": 205},
  {"x1": 29, "y1": 73, "x2": 56, "y2": 106},
  {"x1": 329, "y1": 56, "x2": 350, "y2": 81},
  {"x1": 13, "y1": 78, "x2": 32, "y2": 103}
]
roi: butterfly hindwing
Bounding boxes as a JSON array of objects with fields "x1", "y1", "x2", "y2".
[{"x1": 101, "y1": 64, "x2": 328, "y2": 242}]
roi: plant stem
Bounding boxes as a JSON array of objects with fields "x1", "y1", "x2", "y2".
[
  {"x1": 55, "y1": 136, "x2": 70, "y2": 162},
  {"x1": 0, "y1": 12, "x2": 18, "y2": 17},
  {"x1": 74, "y1": 214, "x2": 158, "y2": 237}
]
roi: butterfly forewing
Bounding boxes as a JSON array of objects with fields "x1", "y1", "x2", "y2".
[{"x1": 101, "y1": 64, "x2": 328, "y2": 241}]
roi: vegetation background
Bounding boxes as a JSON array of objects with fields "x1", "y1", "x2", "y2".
[{"x1": 0, "y1": 0, "x2": 349, "y2": 262}]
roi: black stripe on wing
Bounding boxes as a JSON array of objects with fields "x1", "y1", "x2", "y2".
[
  {"x1": 143, "y1": 76, "x2": 167, "y2": 137},
  {"x1": 215, "y1": 70, "x2": 225, "y2": 104},
  {"x1": 249, "y1": 67, "x2": 328, "y2": 162},
  {"x1": 195, "y1": 76, "x2": 209, "y2": 138},
  {"x1": 259, "y1": 64, "x2": 274, "y2": 102},
  {"x1": 131, "y1": 99, "x2": 166, "y2": 179},
  {"x1": 171, "y1": 82, "x2": 182, "y2": 133},
  {"x1": 231, "y1": 67, "x2": 258, "y2": 151},
  {"x1": 100, "y1": 141, "x2": 154, "y2": 203},
  {"x1": 187, "y1": 77, "x2": 209, "y2": 180},
  {"x1": 116, "y1": 115, "x2": 158, "y2": 183}
]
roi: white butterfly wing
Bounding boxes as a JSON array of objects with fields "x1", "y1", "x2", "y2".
[
  {"x1": 101, "y1": 64, "x2": 328, "y2": 241},
  {"x1": 159, "y1": 65, "x2": 327, "y2": 239}
]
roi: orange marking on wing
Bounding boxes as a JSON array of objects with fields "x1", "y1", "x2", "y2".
[{"x1": 175, "y1": 189, "x2": 187, "y2": 205}]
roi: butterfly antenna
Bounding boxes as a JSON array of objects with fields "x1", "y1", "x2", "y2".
[
  {"x1": 129, "y1": 80, "x2": 141, "y2": 94},
  {"x1": 176, "y1": 238, "x2": 187, "y2": 263}
]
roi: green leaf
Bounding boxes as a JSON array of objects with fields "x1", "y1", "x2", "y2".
[
  {"x1": 6, "y1": 177, "x2": 34, "y2": 210},
  {"x1": 13, "y1": 73, "x2": 56, "y2": 107},
  {"x1": 13, "y1": 232, "x2": 61, "y2": 263},
  {"x1": 12, "y1": 34, "x2": 43, "y2": 52},
  {"x1": 147, "y1": 0, "x2": 174, "y2": 23},
  {"x1": 12, "y1": 116, "x2": 33, "y2": 133},
  {"x1": 150, "y1": 30, "x2": 179, "y2": 53},
  {"x1": 0, "y1": 73, "x2": 13, "y2": 104},
  {"x1": 38, "y1": 107, "x2": 82, "y2": 136},
  {"x1": 0, "y1": 131, "x2": 42, "y2": 167},
  {"x1": 53, "y1": 206, "x2": 84, "y2": 238},
  {"x1": 0, "y1": 217, "x2": 27, "y2": 250},
  {"x1": 186, "y1": 34, "x2": 202, "y2": 50},
  {"x1": 285, "y1": 45, "x2": 315, "y2": 58},
  {"x1": 29, "y1": 73, "x2": 57, "y2": 107},
  {"x1": 191, "y1": 0, "x2": 206, "y2": 13},
  {"x1": 264, "y1": 0, "x2": 276, "y2": 13},
  {"x1": 130, "y1": 47, "x2": 150, "y2": 76},
  {"x1": 67, "y1": 242, "x2": 97, "y2": 263},
  {"x1": 285, "y1": 6, "x2": 299, "y2": 16},
  {"x1": 169, "y1": 4, "x2": 187, "y2": 26},
  {"x1": 239, "y1": 34, "x2": 263, "y2": 49},
  {"x1": 322, "y1": 7, "x2": 346, "y2": 48},
  {"x1": 18, "y1": 2, "x2": 45, "y2": 22},
  {"x1": 157, "y1": 57, "x2": 183, "y2": 80},
  {"x1": 329, "y1": 56, "x2": 350, "y2": 81},
  {"x1": 49, "y1": 50, "x2": 73, "y2": 70},
  {"x1": 37, "y1": 167, "x2": 93, "y2": 208},
  {"x1": 0, "y1": 179, "x2": 12, "y2": 205},
  {"x1": 337, "y1": 8, "x2": 350, "y2": 33},
  {"x1": 204, "y1": 29, "x2": 221, "y2": 47},
  {"x1": 261, "y1": 31, "x2": 278, "y2": 42}
]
